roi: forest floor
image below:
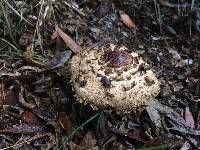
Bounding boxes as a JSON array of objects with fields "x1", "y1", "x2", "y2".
[{"x1": 0, "y1": 0, "x2": 200, "y2": 149}]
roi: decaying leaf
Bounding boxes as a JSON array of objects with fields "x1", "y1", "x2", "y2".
[
  {"x1": 180, "y1": 140, "x2": 192, "y2": 150},
  {"x1": 144, "y1": 134, "x2": 181, "y2": 148},
  {"x1": 3, "y1": 75, "x2": 37, "y2": 88},
  {"x1": 32, "y1": 107, "x2": 57, "y2": 122},
  {"x1": 79, "y1": 131, "x2": 97, "y2": 148},
  {"x1": 184, "y1": 107, "x2": 195, "y2": 128},
  {"x1": 3, "y1": 90, "x2": 18, "y2": 105},
  {"x1": 146, "y1": 100, "x2": 162, "y2": 128},
  {"x1": 119, "y1": 11, "x2": 136, "y2": 28},
  {"x1": 44, "y1": 50, "x2": 72, "y2": 70},
  {"x1": 147, "y1": 100, "x2": 190, "y2": 128},
  {"x1": 170, "y1": 81, "x2": 183, "y2": 92},
  {"x1": 22, "y1": 111, "x2": 40, "y2": 125},
  {"x1": 170, "y1": 123, "x2": 200, "y2": 136},
  {"x1": 126, "y1": 129, "x2": 147, "y2": 143},
  {"x1": 187, "y1": 137, "x2": 199, "y2": 148}
]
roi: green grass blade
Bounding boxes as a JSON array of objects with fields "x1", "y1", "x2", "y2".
[
  {"x1": 2, "y1": 0, "x2": 32, "y2": 25},
  {"x1": 0, "y1": 38, "x2": 21, "y2": 54},
  {"x1": 32, "y1": 54, "x2": 46, "y2": 62}
]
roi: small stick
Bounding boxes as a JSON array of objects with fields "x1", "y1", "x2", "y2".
[{"x1": 63, "y1": 1, "x2": 86, "y2": 16}]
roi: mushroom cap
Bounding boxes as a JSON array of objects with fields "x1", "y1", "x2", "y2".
[{"x1": 70, "y1": 45, "x2": 160, "y2": 113}]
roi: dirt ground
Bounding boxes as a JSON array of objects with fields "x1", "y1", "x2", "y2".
[{"x1": 0, "y1": 0, "x2": 200, "y2": 149}]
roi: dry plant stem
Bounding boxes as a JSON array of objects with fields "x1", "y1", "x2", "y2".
[
  {"x1": 29, "y1": 0, "x2": 48, "y2": 53},
  {"x1": 0, "y1": 3, "x2": 17, "y2": 46},
  {"x1": 1, "y1": 133, "x2": 50, "y2": 150},
  {"x1": 33, "y1": 0, "x2": 45, "y2": 53},
  {"x1": 43, "y1": 0, "x2": 55, "y2": 20},
  {"x1": 56, "y1": 26, "x2": 81, "y2": 54},
  {"x1": 63, "y1": 1, "x2": 86, "y2": 16}
]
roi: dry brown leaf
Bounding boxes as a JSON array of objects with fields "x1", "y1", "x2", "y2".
[
  {"x1": 55, "y1": 26, "x2": 81, "y2": 54},
  {"x1": 119, "y1": 11, "x2": 136, "y2": 28}
]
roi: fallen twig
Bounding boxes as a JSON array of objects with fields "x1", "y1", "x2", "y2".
[{"x1": 63, "y1": 1, "x2": 86, "y2": 17}]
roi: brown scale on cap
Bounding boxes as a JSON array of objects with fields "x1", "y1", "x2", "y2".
[
  {"x1": 70, "y1": 45, "x2": 160, "y2": 113},
  {"x1": 102, "y1": 50, "x2": 133, "y2": 67}
]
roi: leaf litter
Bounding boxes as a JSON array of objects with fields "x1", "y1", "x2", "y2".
[{"x1": 0, "y1": 0, "x2": 200, "y2": 149}]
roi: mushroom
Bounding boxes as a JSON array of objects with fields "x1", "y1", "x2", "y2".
[{"x1": 70, "y1": 45, "x2": 160, "y2": 113}]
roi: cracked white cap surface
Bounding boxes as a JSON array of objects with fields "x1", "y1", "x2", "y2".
[{"x1": 70, "y1": 45, "x2": 160, "y2": 112}]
